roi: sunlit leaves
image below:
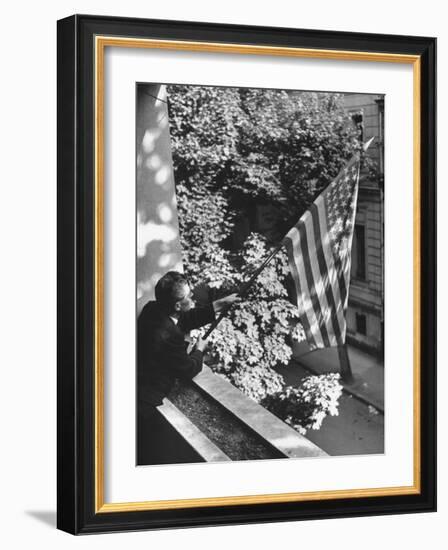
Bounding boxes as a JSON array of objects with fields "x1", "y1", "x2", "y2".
[
  {"x1": 166, "y1": 85, "x2": 365, "y2": 226},
  {"x1": 262, "y1": 374, "x2": 343, "y2": 434}
]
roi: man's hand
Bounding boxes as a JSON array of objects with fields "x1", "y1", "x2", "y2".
[
  {"x1": 195, "y1": 335, "x2": 210, "y2": 352},
  {"x1": 212, "y1": 293, "x2": 241, "y2": 315}
]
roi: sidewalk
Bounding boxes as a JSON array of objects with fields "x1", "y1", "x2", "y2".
[{"x1": 291, "y1": 343, "x2": 384, "y2": 412}]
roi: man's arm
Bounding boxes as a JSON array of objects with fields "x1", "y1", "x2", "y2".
[
  {"x1": 178, "y1": 293, "x2": 241, "y2": 332},
  {"x1": 178, "y1": 303, "x2": 215, "y2": 332},
  {"x1": 160, "y1": 331, "x2": 205, "y2": 380}
]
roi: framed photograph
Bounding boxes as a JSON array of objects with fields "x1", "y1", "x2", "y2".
[{"x1": 57, "y1": 14, "x2": 436, "y2": 534}]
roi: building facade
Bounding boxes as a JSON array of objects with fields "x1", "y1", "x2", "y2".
[{"x1": 344, "y1": 94, "x2": 384, "y2": 356}]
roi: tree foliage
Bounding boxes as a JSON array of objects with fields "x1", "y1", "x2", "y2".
[
  {"x1": 263, "y1": 373, "x2": 343, "y2": 434},
  {"x1": 166, "y1": 84, "x2": 353, "y2": 431},
  {"x1": 199, "y1": 233, "x2": 303, "y2": 402},
  {"x1": 168, "y1": 85, "x2": 363, "y2": 231}
]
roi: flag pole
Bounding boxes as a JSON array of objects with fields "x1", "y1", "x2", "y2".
[{"x1": 337, "y1": 343, "x2": 354, "y2": 384}]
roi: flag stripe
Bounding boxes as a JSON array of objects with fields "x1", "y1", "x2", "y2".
[
  {"x1": 324, "y1": 192, "x2": 349, "y2": 309},
  {"x1": 309, "y1": 202, "x2": 343, "y2": 346},
  {"x1": 315, "y1": 195, "x2": 347, "y2": 342},
  {"x1": 287, "y1": 227, "x2": 325, "y2": 348},
  {"x1": 296, "y1": 219, "x2": 331, "y2": 347},
  {"x1": 301, "y1": 210, "x2": 337, "y2": 346},
  {"x1": 284, "y1": 237, "x2": 317, "y2": 349},
  {"x1": 338, "y1": 174, "x2": 359, "y2": 329}
]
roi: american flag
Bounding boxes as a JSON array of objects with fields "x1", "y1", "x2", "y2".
[{"x1": 283, "y1": 143, "x2": 370, "y2": 350}]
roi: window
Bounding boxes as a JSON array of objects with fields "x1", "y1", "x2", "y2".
[
  {"x1": 356, "y1": 313, "x2": 367, "y2": 335},
  {"x1": 351, "y1": 224, "x2": 366, "y2": 280}
]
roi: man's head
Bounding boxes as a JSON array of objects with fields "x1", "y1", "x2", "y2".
[{"x1": 154, "y1": 271, "x2": 194, "y2": 315}]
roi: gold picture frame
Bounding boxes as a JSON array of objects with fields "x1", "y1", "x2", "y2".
[{"x1": 58, "y1": 15, "x2": 436, "y2": 534}]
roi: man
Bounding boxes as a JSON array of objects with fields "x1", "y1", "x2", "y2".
[{"x1": 137, "y1": 270, "x2": 239, "y2": 464}]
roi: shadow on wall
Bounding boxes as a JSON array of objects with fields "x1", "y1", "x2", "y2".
[{"x1": 136, "y1": 84, "x2": 183, "y2": 315}]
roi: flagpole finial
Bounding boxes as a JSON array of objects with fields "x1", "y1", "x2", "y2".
[{"x1": 363, "y1": 137, "x2": 375, "y2": 151}]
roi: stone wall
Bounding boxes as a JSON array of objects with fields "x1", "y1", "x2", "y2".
[{"x1": 136, "y1": 84, "x2": 183, "y2": 315}]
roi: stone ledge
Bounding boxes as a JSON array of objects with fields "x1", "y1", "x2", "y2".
[
  {"x1": 158, "y1": 400, "x2": 231, "y2": 462},
  {"x1": 192, "y1": 366, "x2": 327, "y2": 459}
]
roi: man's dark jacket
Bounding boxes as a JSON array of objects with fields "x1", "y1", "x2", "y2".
[{"x1": 137, "y1": 300, "x2": 215, "y2": 406}]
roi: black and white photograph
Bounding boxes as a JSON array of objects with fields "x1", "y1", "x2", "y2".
[
  {"x1": 136, "y1": 83, "x2": 385, "y2": 466},
  {"x1": 0, "y1": 0, "x2": 441, "y2": 543}
]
